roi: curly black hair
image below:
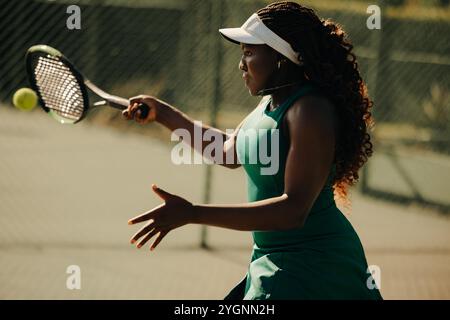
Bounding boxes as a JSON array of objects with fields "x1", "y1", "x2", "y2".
[{"x1": 257, "y1": 1, "x2": 374, "y2": 210}]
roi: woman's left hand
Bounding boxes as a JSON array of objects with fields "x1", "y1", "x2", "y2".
[{"x1": 128, "y1": 184, "x2": 195, "y2": 251}]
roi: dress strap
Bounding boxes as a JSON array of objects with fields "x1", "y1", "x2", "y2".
[{"x1": 263, "y1": 83, "x2": 317, "y2": 122}]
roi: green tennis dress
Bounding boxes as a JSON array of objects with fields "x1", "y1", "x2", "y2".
[{"x1": 235, "y1": 84, "x2": 383, "y2": 300}]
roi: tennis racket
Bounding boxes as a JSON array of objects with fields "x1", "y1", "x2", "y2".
[{"x1": 26, "y1": 44, "x2": 149, "y2": 124}]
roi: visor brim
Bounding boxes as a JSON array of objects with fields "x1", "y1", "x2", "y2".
[{"x1": 219, "y1": 28, "x2": 265, "y2": 45}]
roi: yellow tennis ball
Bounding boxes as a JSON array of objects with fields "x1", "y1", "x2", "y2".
[{"x1": 12, "y1": 88, "x2": 38, "y2": 111}]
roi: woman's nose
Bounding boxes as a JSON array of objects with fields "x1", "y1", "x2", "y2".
[{"x1": 238, "y1": 57, "x2": 246, "y2": 71}]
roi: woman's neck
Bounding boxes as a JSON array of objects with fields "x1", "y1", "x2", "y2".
[{"x1": 269, "y1": 82, "x2": 305, "y2": 111}]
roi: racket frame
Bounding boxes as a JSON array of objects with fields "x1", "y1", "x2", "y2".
[
  {"x1": 26, "y1": 44, "x2": 146, "y2": 124},
  {"x1": 26, "y1": 45, "x2": 91, "y2": 124}
]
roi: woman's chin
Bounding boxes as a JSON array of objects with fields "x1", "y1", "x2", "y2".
[
  {"x1": 247, "y1": 87, "x2": 260, "y2": 96},
  {"x1": 244, "y1": 81, "x2": 262, "y2": 96}
]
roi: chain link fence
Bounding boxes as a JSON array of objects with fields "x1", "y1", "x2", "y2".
[{"x1": 1, "y1": 0, "x2": 449, "y2": 213}]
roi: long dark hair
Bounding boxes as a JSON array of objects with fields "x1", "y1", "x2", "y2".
[{"x1": 257, "y1": 1, "x2": 374, "y2": 210}]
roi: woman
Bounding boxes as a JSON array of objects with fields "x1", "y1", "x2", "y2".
[{"x1": 123, "y1": 1, "x2": 382, "y2": 300}]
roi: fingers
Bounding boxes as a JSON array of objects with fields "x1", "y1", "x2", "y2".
[
  {"x1": 129, "y1": 95, "x2": 147, "y2": 105},
  {"x1": 123, "y1": 95, "x2": 158, "y2": 124},
  {"x1": 136, "y1": 228, "x2": 159, "y2": 249},
  {"x1": 124, "y1": 102, "x2": 142, "y2": 120},
  {"x1": 122, "y1": 103, "x2": 152, "y2": 124},
  {"x1": 151, "y1": 184, "x2": 174, "y2": 201},
  {"x1": 150, "y1": 231, "x2": 168, "y2": 251},
  {"x1": 131, "y1": 228, "x2": 169, "y2": 251},
  {"x1": 128, "y1": 203, "x2": 164, "y2": 225},
  {"x1": 127, "y1": 183, "x2": 174, "y2": 252},
  {"x1": 121, "y1": 106, "x2": 130, "y2": 119},
  {"x1": 130, "y1": 223, "x2": 154, "y2": 244},
  {"x1": 122, "y1": 102, "x2": 137, "y2": 120}
]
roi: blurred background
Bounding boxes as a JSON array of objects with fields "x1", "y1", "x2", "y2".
[{"x1": 0, "y1": 0, "x2": 449, "y2": 299}]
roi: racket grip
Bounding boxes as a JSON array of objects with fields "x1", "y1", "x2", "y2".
[{"x1": 137, "y1": 103, "x2": 149, "y2": 119}]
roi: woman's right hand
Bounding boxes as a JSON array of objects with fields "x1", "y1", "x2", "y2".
[{"x1": 122, "y1": 95, "x2": 163, "y2": 125}]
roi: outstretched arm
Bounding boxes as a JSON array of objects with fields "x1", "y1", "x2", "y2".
[{"x1": 123, "y1": 95, "x2": 242, "y2": 169}]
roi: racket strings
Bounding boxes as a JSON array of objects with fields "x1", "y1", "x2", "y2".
[{"x1": 33, "y1": 55, "x2": 85, "y2": 121}]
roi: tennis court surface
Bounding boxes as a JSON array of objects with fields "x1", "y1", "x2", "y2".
[{"x1": 0, "y1": 106, "x2": 449, "y2": 299}]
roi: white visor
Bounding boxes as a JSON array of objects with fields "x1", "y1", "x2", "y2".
[{"x1": 219, "y1": 13, "x2": 302, "y2": 65}]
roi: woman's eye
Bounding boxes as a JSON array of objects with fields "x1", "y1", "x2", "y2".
[{"x1": 243, "y1": 51, "x2": 252, "y2": 57}]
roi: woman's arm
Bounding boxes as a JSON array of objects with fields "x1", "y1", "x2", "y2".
[
  {"x1": 192, "y1": 95, "x2": 336, "y2": 231},
  {"x1": 128, "y1": 95, "x2": 336, "y2": 250},
  {"x1": 124, "y1": 95, "x2": 242, "y2": 169},
  {"x1": 192, "y1": 194, "x2": 301, "y2": 231}
]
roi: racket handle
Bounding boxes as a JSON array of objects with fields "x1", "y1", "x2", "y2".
[{"x1": 137, "y1": 103, "x2": 149, "y2": 119}]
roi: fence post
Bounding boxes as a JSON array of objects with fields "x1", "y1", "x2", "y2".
[
  {"x1": 361, "y1": 0, "x2": 387, "y2": 194},
  {"x1": 200, "y1": 0, "x2": 224, "y2": 249},
  {"x1": 84, "y1": 1, "x2": 101, "y2": 84}
]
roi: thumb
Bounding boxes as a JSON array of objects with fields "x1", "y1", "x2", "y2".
[{"x1": 152, "y1": 184, "x2": 173, "y2": 201}]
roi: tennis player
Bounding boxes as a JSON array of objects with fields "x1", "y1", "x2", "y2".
[{"x1": 123, "y1": 1, "x2": 383, "y2": 300}]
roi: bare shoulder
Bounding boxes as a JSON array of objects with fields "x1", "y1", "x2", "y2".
[{"x1": 285, "y1": 94, "x2": 336, "y2": 130}]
